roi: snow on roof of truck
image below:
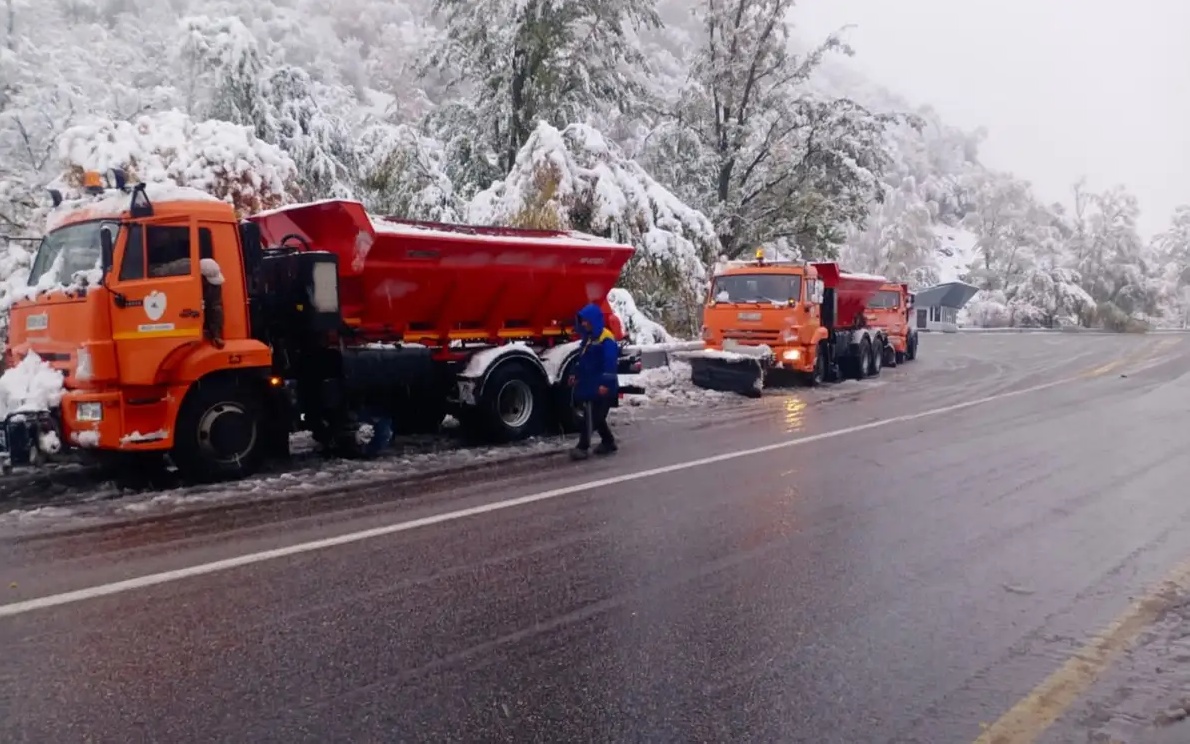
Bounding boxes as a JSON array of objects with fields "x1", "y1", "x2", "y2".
[
  {"x1": 254, "y1": 198, "x2": 626, "y2": 248},
  {"x1": 369, "y1": 215, "x2": 624, "y2": 247},
  {"x1": 45, "y1": 183, "x2": 223, "y2": 232}
]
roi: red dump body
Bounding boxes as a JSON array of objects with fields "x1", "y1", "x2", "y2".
[
  {"x1": 249, "y1": 200, "x2": 632, "y2": 345},
  {"x1": 811, "y1": 262, "x2": 888, "y2": 328}
]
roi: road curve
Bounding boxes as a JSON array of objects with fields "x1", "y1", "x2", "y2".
[{"x1": 3, "y1": 332, "x2": 1190, "y2": 743}]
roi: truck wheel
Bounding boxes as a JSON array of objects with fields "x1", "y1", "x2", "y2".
[
  {"x1": 885, "y1": 342, "x2": 898, "y2": 367},
  {"x1": 856, "y1": 339, "x2": 873, "y2": 378},
  {"x1": 549, "y1": 355, "x2": 581, "y2": 433},
  {"x1": 172, "y1": 378, "x2": 264, "y2": 483},
  {"x1": 894, "y1": 350, "x2": 906, "y2": 365},
  {"x1": 336, "y1": 411, "x2": 394, "y2": 458},
  {"x1": 870, "y1": 339, "x2": 883, "y2": 376},
  {"x1": 476, "y1": 361, "x2": 547, "y2": 442},
  {"x1": 907, "y1": 333, "x2": 918, "y2": 361},
  {"x1": 804, "y1": 343, "x2": 826, "y2": 386}
]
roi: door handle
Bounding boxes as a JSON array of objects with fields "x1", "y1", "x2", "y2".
[{"x1": 180, "y1": 308, "x2": 200, "y2": 318}]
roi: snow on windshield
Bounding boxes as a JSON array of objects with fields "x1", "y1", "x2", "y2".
[
  {"x1": 26, "y1": 221, "x2": 115, "y2": 288},
  {"x1": 712, "y1": 274, "x2": 801, "y2": 303}
]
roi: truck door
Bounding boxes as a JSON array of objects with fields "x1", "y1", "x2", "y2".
[{"x1": 109, "y1": 218, "x2": 206, "y2": 386}]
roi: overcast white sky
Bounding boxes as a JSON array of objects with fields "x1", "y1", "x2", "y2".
[{"x1": 798, "y1": 0, "x2": 1190, "y2": 238}]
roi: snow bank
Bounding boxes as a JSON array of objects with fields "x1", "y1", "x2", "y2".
[
  {"x1": 607, "y1": 288, "x2": 673, "y2": 345},
  {"x1": 0, "y1": 352, "x2": 64, "y2": 417},
  {"x1": 56, "y1": 110, "x2": 300, "y2": 216},
  {"x1": 468, "y1": 122, "x2": 717, "y2": 335},
  {"x1": 621, "y1": 360, "x2": 733, "y2": 407}
]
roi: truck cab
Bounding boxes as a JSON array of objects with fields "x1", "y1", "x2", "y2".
[
  {"x1": 700, "y1": 251, "x2": 828, "y2": 376},
  {"x1": 5, "y1": 170, "x2": 275, "y2": 474},
  {"x1": 864, "y1": 282, "x2": 918, "y2": 365}
]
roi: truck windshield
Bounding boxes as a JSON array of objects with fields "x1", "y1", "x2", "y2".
[
  {"x1": 712, "y1": 274, "x2": 801, "y2": 303},
  {"x1": 867, "y1": 290, "x2": 901, "y2": 308},
  {"x1": 27, "y1": 221, "x2": 118, "y2": 286}
]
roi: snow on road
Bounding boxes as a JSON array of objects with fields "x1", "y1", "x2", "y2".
[{"x1": 0, "y1": 365, "x2": 733, "y2": 529}]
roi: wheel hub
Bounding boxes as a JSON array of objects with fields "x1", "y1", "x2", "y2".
[
  {"x1": 197, "y1": 402, "x2": 256, "y2": 462},
  {"x1": 496, "y1": 380, "x2": 533, "y2": 428}
]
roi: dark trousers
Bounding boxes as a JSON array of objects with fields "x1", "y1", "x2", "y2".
[{"x1": 577, "y1": 398, "x2": 614, "y2": 449}]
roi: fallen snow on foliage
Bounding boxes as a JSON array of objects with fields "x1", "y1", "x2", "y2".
[
  {"x1": 0, "y1": 352, "x2": 64, "y2": 417},
  {"x1": 55, "y1": 110, "x2": 299, "y2": 216},
  {"x1": 934, "y1": 225, "x2": 978, "y2": 284},
  {"x1": 621, "y1": 360, "x2": 733, "y2": 407},
  {"x1": 468, "y1": 121, "x2": 715, "y2": 297},
  {"x1": 608, "y1": 288, "x2": 673, "y2": 345}
]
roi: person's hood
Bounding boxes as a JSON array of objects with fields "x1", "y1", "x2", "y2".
[{"x1": 576, "y1": 303, "x2": 605, "y2": 339}]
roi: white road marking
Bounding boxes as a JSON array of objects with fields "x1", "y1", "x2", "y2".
[{"x1": 0, "y1": 372, "x2": 1091, "y2": 618}]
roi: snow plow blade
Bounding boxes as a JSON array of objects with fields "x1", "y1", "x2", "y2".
[{"x1": 686, "y1": 348, "x2": 771, "y2": 398}]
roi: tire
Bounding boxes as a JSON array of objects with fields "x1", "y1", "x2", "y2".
[
  {"x1": 804, "y1": 343, "x2": 826, "y2": 386},
  {"x1": 552, "y1": 355, "x2": 583, "y2": 433},
  {"x1": 855, "y1": 338, "x2": 873, "y2": 379},
  {"x1": 870, "y1": 337, "x2": 882, "y2": 376},
  {"x1": 906, "y1": 333, "x2": 918, "y2": 361},
  {"x1": 474, "y1": 360, "x2": 548, "y2": 442},
  {"x1": 894, "y1": 350, "x2": 906, "y2": 364},
  {"x1": 884, "y1": 342, "x2": 898, "y2": 367},
  {"x1": 171, "y1": 377, "x2": 265, "y2": 483}
]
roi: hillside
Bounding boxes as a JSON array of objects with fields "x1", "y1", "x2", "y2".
[{"x1": 0, "y1": 0, "x2": 1186, "y2": 339}]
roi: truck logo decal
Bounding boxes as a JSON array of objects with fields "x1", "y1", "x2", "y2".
[
  {"x1": 25, "y1": 313, "x2": 48, "y2": 331},
  {"x1": 144, "y1": 291, "x2": 166, "y2": 321}
]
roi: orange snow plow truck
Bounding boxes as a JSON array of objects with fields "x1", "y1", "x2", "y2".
[
  {"x1": 690, "y1": 251, "x2": 913, "y2": 396},
  {"x1": 864, "y1": 282, "x2": 919, "y2": 366},
  {"x1": 0, "y1": 170, "x2": 644, "y2": 481}
]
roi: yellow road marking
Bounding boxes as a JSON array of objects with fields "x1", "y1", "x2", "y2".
[
  {"x1": 1080, "y1": 358, "x2": 1124, "y2": 378},
  {"x1": 973, "y1": 557, "x2": 1190, "y2": 743}
]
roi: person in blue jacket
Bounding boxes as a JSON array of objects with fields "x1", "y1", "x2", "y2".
[{"x1": 568, "y1": 302, "x2": 620, "y2": 459}]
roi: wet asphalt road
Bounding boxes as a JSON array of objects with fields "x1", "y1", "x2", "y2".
[{"x1": 4, "y1": 332, "x2": 1190, "y2": 742}]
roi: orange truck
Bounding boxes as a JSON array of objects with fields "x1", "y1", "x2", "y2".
[
  {"x1": 864, "y1": 282, "x2": 919, "y2": 366},
  {"x1": 0, "y1": 170, "x2": 643, "y2": 480},
  {"x1": 690, "y1": 251, "x2": 890, "y2": 394}
]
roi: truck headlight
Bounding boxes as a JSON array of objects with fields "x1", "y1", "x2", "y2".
[
  {"x1": 76, "y1": 402, "x2": 103, "y2": 421},
  {"x1": 782, "y1": 349, "x2": 801, "y2": 361}
]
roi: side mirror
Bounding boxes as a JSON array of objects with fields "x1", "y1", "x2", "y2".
[{"x1": 100, "y1": 227, "x2": 114, "y2": 270}]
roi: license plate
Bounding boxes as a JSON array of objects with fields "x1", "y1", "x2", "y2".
[{"x1": 737, "y1": 312, "x2": 762, "y2": 321}]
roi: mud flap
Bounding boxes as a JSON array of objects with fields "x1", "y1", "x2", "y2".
[{"x1": 687, "y1": 352, "x2": 769, "y2": 398}]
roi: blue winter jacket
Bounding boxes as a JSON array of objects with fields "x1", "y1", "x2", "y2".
[{"x1": 573, "y1": 303, "x2": 620, "y2": 402}]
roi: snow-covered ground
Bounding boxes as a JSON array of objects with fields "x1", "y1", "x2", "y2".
[
  {"x1": 0, "y1": 354, "x2": 734, "y2": 529},
  {"x1": 1066, "y1": 588, "x2": 1190, "y2": 743}
]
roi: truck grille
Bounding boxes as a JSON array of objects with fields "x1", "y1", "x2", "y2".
[{"x1": 722, "y1": 329, "x2": 781, "y2": 343}]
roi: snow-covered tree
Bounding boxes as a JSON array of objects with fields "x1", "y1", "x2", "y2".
[
  {"x1": 468, "y1": 121, "x2": 716, "y2": 334},
  {"x1": 427, "y1": 0, "x2": 661, "y2": 180},
  {"x1": 56, "y1": 110, "x2": 300, "y2": 216},
  {"x1": 355, "y1": 122, "x2": 461, "y2": 221},
  {"x1": 643, "y1": 0, "x2": 903, "y2": 259}
]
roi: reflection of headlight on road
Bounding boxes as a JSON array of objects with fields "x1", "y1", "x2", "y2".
[{"x1": 782, "y1": 349, "x2": 800, "y2": 361}]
